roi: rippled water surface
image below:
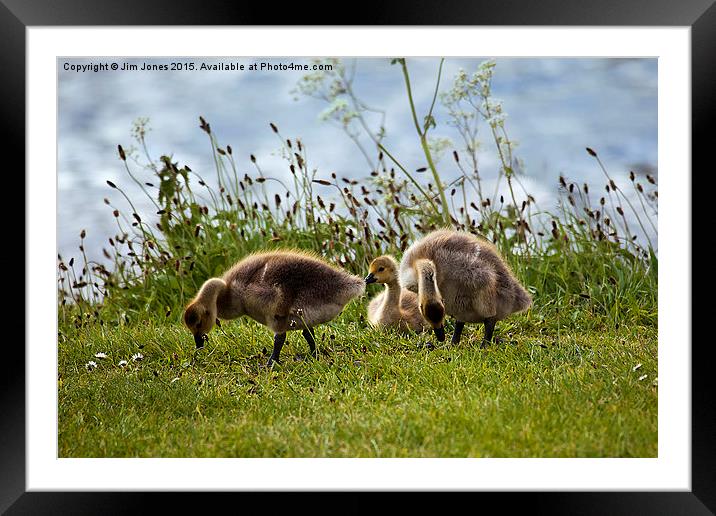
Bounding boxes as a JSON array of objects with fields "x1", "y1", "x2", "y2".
[{"x1": 58, "y1": 57, "x2": 657, "y2": 263}]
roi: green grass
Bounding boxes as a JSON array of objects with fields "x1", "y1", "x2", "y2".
[{"x1": 58, "y1": 301, "x2": 657, "y2": 458}]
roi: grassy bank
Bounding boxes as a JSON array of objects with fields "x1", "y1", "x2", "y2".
[{"x1": 59, "y1": 302, "x2": 656, "y2": 457}]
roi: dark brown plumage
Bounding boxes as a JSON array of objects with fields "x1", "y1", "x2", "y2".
[{"x1": 183, "y1": 249, "x2": 365, "y2": 365}]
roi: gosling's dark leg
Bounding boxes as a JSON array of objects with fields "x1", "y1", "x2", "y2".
[
  {"x1": 482, "y1": 317, "x2": 497, "y2": 347},
  {"x1": 302, "y1": 328, "x2": 317, "y2": 358},
  {"x1": 451, "y1": 321, "x2": 465, "y2": 345},
  {"x1": 267, "y1": 332, "x2": 286, "y2": 366}
]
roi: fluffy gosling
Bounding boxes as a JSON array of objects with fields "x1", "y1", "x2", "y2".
[
  {"x1": 183, "y1": 250, "x2": 365, "y2": 366},
  {"x1": 365, "y1": 255, "x2": 428, "y2": 332},
  {"x1": 399, "y1": 229, "x2": 531, "y2": 347}
]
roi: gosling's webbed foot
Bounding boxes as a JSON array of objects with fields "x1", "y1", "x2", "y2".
[{"x1": 265, "y1": 356, "x2": 281, "y2": 368}]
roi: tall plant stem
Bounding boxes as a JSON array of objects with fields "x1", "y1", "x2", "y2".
[{"x1": 399, "y1": 58, "x2": 451, "y2": 227}]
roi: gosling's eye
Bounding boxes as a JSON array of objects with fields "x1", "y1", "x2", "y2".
[{"x1": 378, "y1": 267, "x2": 385, "y2": 272}]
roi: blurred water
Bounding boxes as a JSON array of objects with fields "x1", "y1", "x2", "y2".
[{"x1": 58, "y1": 57, "x2": 657, "y2": 264}]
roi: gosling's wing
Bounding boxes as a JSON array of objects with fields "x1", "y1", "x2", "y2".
[
  {"x1": 367, "y1": 291, "x2": 386, "y2": 325},
  {"x1": 262, "y1": 254, "x2": 362, "y2": 308},
  {"x1": 399, "y1": 288, "x2": 419, "y2": 312}
]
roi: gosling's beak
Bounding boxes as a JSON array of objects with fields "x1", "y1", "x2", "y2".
[
  {"x1": 433, "y1": 326, "x2": 445, "y2": 342},
  {"x1": 364, "y1": 273, "x2": 376, "y2": 284},
  {"x1": 195, "y1": 333, "x2": 208, "y2": 349}
]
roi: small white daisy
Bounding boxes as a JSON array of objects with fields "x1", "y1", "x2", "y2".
[
  {"x1": 94, "y1": 352, "x2": 108, "y2": 359},
  {"x1": 85, "y1": 361, "x2": 97, "y2": 371},
  {"x1": 132, "y1": 353, "x2": 144, "y2": 362},
  {"x1": 118, "y1": 360, "x2": 128, "y2": 367}
]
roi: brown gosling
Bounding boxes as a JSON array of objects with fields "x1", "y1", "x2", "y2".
[
  {"x1": 399, "y1": 229, "x2": 532, "y2": 347},
  {"x1": 365, "y1": 255, "x2": 428, "y2": 332},
  {"x1": 183, "y1": 249, "x2": 365, "y2": 366}
]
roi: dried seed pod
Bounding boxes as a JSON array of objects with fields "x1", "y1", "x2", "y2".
[{"x1": 199, "y1": 116, "x2": 211, "y2": 134}]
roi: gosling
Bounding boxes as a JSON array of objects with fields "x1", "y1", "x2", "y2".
[
  {"x1": 183, "y1": 250, "x2": 365, "y2": 366},
  {"x1": 365, "y1": 255, "x2": 428, "y2": 332},
  {"x1": 399, "y1": 229, "x2": 531, "y2": 347}
]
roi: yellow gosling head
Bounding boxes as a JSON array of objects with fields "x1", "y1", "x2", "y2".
[{"x1": 365, "y1": 255, "x2": 399, "y2": 285}]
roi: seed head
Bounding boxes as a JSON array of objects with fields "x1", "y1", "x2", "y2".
[{"x1": 199, "y1": 116, "x2": 211, "y2": 134}]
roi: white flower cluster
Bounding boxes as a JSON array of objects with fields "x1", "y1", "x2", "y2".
[
  {"x1": 290, "y1": 58, "x2": 345, "y2": 100},
  {"x1": 442, "y1": 59, "x2": 497, "y2": 106},
  {"x1": 427, "y1": 137, "x2": 454, "y2": 162},
  {"x1": 83, "y1": 351, "x2": 143, "y2": 372}
]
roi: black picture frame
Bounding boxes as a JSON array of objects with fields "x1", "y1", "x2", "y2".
[{"x1": 4, "y1": 0, "x2": 710, "y2": 513}]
